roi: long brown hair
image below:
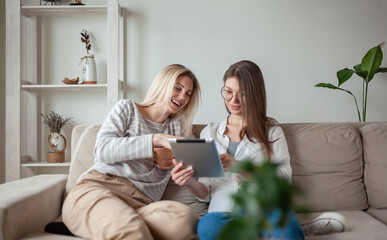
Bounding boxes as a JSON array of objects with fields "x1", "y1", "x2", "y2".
[{"x1": 223, "y1": 60, "x2": 275, "y2": 157}]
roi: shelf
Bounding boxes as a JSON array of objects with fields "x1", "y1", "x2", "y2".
[
  {"x1": 6, "y1": 0, "x2": 121, "y2": 181},
  {"x1": 22, "y1": 161, "x2": 71, "y2": 167},
  {"x1": 21, "y1": 5, "x2": 107, "y2": 16},
  {"x1": 21, "y1": 83, "x2": 108, "y2": 90}
]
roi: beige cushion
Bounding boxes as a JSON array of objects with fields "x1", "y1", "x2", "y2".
[
  {"x1": 71, "y1": 125, "x2": 88, "y2": 158},
  {"x1": 0, "y1": 175, "x2": 68, "y2": 240},
  {"x1": 360, "y1": 123, "x2": 387, "y2": 209},
  {"x1": 192, "y1": 124, "x2": 206, "y2": 138},
  {"x1": 281, "y1": 123, "x2": 368, "y2": 212},
  {"x1": 66, "y1": 124, "x2": 101, "y2": 196},
  {"x1": 161, "y1": 178, "x2": 208, "y2": 217},
  {"x1": 367, "y1": 207, "x2": 387, "y2": 225},
  {"x1": 297, "y1": 210, "x2": 387, "y2": 240}
]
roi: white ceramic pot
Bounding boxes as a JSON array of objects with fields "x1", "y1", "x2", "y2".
[{"x1": 83, "y1": 54, "x2": 97, "y2": 84}]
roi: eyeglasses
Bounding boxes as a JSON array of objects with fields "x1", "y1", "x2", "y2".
[{"x1": 220, "y1": 87, "x2": 243, "y2": 101}]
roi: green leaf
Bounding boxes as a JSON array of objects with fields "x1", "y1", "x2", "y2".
[
  {"x1": 361, "y1": 45, "x2": 383, "y2": 83},
  {"x1": 314, "y1": 83, "x2": 352, "y2": 94},
  {"x1": 314, "y1": 83, "x2": 340, "y2": 89},
  {"x1": 230, "y1": 160, "x2": 254, "y2": 173},
  {"x1": 353, "y1": 65, "x2": 367, "y2": 79},
  {"x1": 223, "y1": 161, "x2": 298, "y2": 240},
  {"x1": 336, "y1": 68, "x2": 354, "y2": 86},
  {"x1": 353, "y1": 64, "x2": 361, "y2": 71},
  {"x1": 219, "y1": 218, "x2": 259, "y2": 240},
  {"x1": 355, "y1": 71, "x2": 368, "y2": 79},
  {"x1": 376, "y1": 67, "x2": 387, "y2": 73}
]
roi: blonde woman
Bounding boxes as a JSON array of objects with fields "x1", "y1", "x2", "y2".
[{"x1": 62, "y1": 64, "x2": 201, "y2": 240}]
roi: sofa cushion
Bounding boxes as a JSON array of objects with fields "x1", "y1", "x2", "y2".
[
  {"x1": 66, "y1": 124, "x2": 101, "y2": 196},
  {"x1": 367, "y1": 207, "x2": 387, "y2": 225},
  {"x1": 297, "y1": 210, "x2": 387, "y2": 240},
  {"x1": 71, "y1": 125, "x2": 88, "y2": 158},
  {"x1": 360, "y1": 123, "x2": 387, "y2": 209},
  {"x1": 161, "y1": 178, "x2": 208, "y2": 217},
  {"x1": 0, "y1": 175, "x2": 68, "y2": 240},
  {"x1": 281, "y1": 123, "x2": 368, "y2": 212}
]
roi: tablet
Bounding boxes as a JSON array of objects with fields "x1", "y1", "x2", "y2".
[{"x1": 169, "y1": 138, "x2": 225, "y2": 177}]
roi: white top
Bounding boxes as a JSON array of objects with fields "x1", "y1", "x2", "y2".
[
  {"x1": 198, "y1": 117, "x2": 292, "y2": 212},
  {"x1": 86, "y1": 99, "x2": 183, "y2": 201}
]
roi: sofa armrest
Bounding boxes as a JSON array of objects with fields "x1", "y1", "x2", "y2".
[{"x1": 0, "y1": 174, "x2": 68, "y2": 240}]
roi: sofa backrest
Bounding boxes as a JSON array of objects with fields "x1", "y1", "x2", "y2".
[
  {"x1": 281, "y1": 123, "x2": 368, "y2": 212},
  {"x1": 66, "y1": 122, "x2": 387, "y2": 214},
  {"x1": 359, "y1": 123, "x2": 387, "y2": 210}
]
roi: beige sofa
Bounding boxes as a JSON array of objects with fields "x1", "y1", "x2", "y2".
[{"x1": 1, "y1": 122, "x2": 387, "y2": 240}]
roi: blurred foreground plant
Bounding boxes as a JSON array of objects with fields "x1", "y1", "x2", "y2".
[{"x1": 218, "y1": 161, "x2": 298, "y2": 240}]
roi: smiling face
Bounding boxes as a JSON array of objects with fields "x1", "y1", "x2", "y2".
[
  {"x1": 223, "y1": 76, "x2": 244, "y2": 116},
  {"x1": 168, "y1": 75, "x2": 194, "y2": 114}
]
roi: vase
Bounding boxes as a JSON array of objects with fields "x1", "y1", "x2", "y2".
[
  {"x1": 47, "y1": 152, "x2": 65, "y2": 163},
  {"x1": 82, "y1": 54, "x2": 97, "y2": 84},
  {"x1": 46, "y1": 132, "x2": 67, "y2": 163}
]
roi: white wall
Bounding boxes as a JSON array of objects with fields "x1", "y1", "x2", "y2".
[
  {"x1": 122, "y1": 0, "x2": 387, "y2": 124},
  {"x1": 0, "y1": 0, "x2": 5, "y2": 183},
  {"x1": 4, "y1": 0, "x2": 387, "y2": 177}
]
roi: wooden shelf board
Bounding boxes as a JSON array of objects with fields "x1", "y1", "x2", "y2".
[
  {"x1": 21, "y1": 161, "x2": 71, "y2": 167},
  {"x1": 21, "y1": 5, "x2": 107, "y2": 16},
  {"x1": 21, "y1": 84, "x2": 108, "y2": 90}
]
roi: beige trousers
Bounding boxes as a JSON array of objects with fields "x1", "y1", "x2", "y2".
[{"x1": 62, "y1": 170, "x2": 198, "y2": 240}]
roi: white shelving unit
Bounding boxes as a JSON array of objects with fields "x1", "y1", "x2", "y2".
[{"x1": 5, "y1": 0, "x2": 123, "y2": 181}]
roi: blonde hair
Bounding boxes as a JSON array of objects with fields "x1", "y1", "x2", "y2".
[{"x1": 140, "y1": 64, "x2": 201, "y2": 137}]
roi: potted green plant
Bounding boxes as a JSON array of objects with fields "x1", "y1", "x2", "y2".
[
  {"x1": 41, "y1": 111, "x2": 73, "y2": 163},
  {"x1": 218, "y1": 161, "x2": 298, "y2": 240},
  {"x1": 315, "y1": 42, "x2": 387, "y2": 122}
]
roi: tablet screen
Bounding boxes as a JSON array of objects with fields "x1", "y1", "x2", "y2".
[{"x1": 169, "y1": 138, "x2": 225, "y2": 177}]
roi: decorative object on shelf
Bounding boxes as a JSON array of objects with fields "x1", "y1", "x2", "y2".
[
  {"x1": 79, "y1": 29, "x2": 97, "y2": 84},
  {"x1": 70, "y1": 0, "x2": 85, "y2": 6},
  {"x1": 62, "y1": 77, "x2": 79, "y2": 84},
  {"x1": 40, "y1": 0, "x2": 61, "y2": 6},
  {"x1": 41, "y1": 111, "x2": 73, "y2": 163},
  {"x1": 315, "y1": 42, "x2": 387, "y2": 122}
]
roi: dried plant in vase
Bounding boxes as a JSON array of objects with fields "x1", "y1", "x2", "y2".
[
  {"x1": 81, "y1": 29, "x2": 91, "y2": 55},
  {"x1": 79, "y1": 29, "x2": 97, "y2": 84},
  {"x1": 41, "y1": 111, "x2": 73, "y2": 163}
]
